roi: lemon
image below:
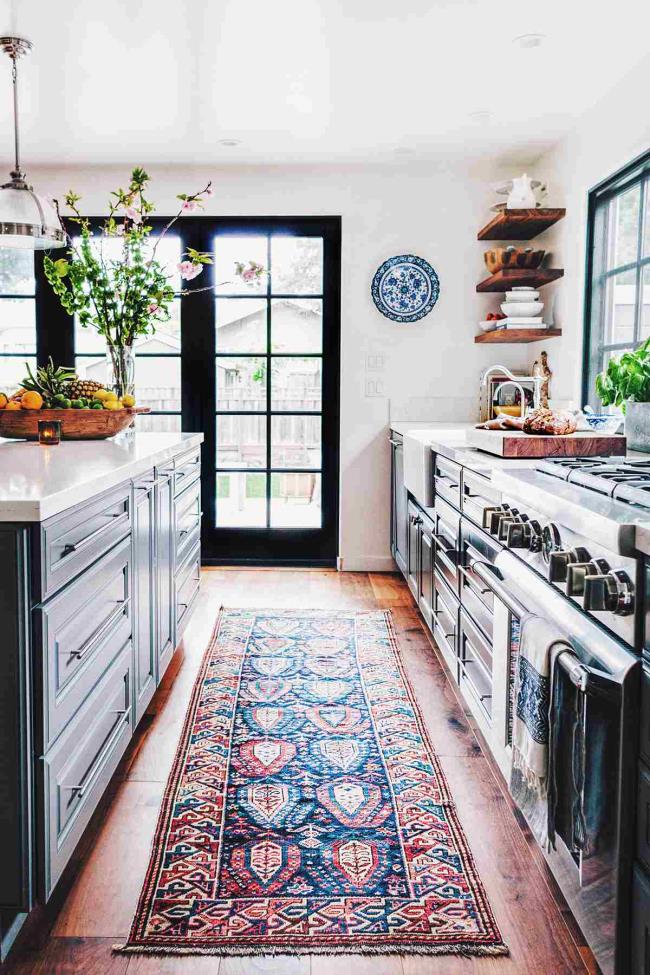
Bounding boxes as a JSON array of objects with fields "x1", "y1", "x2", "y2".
[
  {"x1": 103, "y1": 400, "x2": 122, "y2": 411},
  {"x1": 93, "y1": 389, "x2": 110, "y2": 401},
  {"x1": 105, "y1": 391, "x2": 119, "y2": 402},
  {"x1": 122, "y1": 394, "x2": 136, "y2": 408}
]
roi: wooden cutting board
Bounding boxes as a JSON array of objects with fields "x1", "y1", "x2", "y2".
[{"x1": 467, "y1": 427, "x2": 627, "y2": 458}]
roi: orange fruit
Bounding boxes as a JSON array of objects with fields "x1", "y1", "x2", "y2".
[
  {"x1": 0, "y1": 393, "x2": 7, "y2": 409},
  {"x1": 21, "y1": 391, "x2": 43, "y2": 410},
  {"x1": 5, "y1": 400, "x2": 22, "y2": 410}
]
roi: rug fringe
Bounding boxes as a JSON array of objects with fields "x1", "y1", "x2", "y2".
[{"x1": 113, "y1": 942, "x2": 509, "y2": 958}]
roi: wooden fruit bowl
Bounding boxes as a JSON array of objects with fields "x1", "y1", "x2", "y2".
[
  {"x1": 0, "y1": 407, "x2": 150, "y2": 440},
  {"x1": 484, "y1": 247, "x2": 546, "y2": 274}
]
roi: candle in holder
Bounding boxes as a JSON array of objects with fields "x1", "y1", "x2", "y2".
[{"x1": 38, "y1": 419, "x2": 61, "y2": 445}]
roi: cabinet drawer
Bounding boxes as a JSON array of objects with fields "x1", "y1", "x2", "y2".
[
  {"x1": 638, "y1": 763, "x2": 650, "y2": 872},
  {"x1": 433, "y1": 575, "x2": 458, "y2": 672},
  {"x1": 632, "y1": 864, "x2": 650, "y2": 975},
  {"x1": 40, "y1": 482, "x2": 131, "y2": 600},
  {"x1": 642, "y1": 668, "x2": 650, "y2": 766},
  {"x1": 41, "y1": 644, "x2": 132, "y2": 899},
  {"x1": 434, "y1": 455, "x2": 461, "y2": 510},
  {"x1": 175, "y1": 477, "x2": 202, "y2": 565},
  {"x1": 433, "y1": 496, "x2": 460, "y2": 595},
  {"x1": 459, "y1": 609, "x2": 493, "y2": 720},
  {"x1": 461, "y1": 469, "x2": 501, "y2": 531},
  {"x1": 39, "y1": 536, "x2": 132, "y2": 750},
  {"x1": 174, "y1": 449, "x2": 201, "y2": 496},
  {"x1": 176, "y1": 542, "x2": 200, "y2": 635}
]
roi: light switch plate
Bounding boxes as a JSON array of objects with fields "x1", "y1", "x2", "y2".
[{"x1": 365, "y1": 378, "x2": 386, "y2": 398}]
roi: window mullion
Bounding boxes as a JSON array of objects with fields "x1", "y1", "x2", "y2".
[{"x1": 633, "y1": 179, "x2": 646, "y2": 345}]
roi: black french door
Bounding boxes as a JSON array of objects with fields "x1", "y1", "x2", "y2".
[
  {"x1": 33, "y1": 214, "x2": 341, "y2": 566},
  {"x1": 183, "y1": 216, "x2": 341, "y2": 565}
]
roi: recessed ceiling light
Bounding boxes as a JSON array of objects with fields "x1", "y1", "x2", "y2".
[
  {"x1": 468, "y1": 110, "x2": 492, "y2": 124},
  {"x1": 218, "y1": 139, "x2": 241, "y2": 148},
  {"x1": 512, "y1": 33, "x2": 546, "y2": 49}
]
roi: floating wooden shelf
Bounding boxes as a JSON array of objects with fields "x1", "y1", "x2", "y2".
[
  {"x1": 475, "y1": 328, "x2": 562, "y2": 344},
  {"x1": 478, "y1": 208, "x2": 566, "y2": 241},
  {"x1": 476, "y1": 268, "x2": 564, "y2": 292}
]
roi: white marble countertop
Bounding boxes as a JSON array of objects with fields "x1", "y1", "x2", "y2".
[{"x1": 0, "y1": 432, "x2": 204, "y2": 522}]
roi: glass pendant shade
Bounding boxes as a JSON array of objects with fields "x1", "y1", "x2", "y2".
[{"x1": 0, "y1": 181, "x2": 66, "y2": 249}]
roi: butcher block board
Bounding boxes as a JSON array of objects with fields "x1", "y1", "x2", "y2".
[{"x1": 468, "y1": 428, "x2": 627, "y2": 458}]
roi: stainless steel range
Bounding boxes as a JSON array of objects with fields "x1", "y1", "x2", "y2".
[{"x1": 456, "y1": 455, "x2": 650, "y2": 975}]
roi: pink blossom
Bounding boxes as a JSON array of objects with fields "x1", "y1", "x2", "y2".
[
  {"x1": 205, "y1": 186, "x2": 213, "y2": 197},
  {"x1": 241, "y1": 268, "x2": 257, "y2": 283},
  {"x1": 124, "y1": 205, "x2": 141, "y2": 223},
  {"x1": 181, "y1": 199, "x2": 200, "y2": 213},
  {"x1": 178, "y1": 260, "x2": 203, "y2": 281},
  {"x1": 147, "y1": 302, "x2": 160, "y2": 315},
  {"x1": 114, "y1": 223, "x2": 125, "y2": 236}
]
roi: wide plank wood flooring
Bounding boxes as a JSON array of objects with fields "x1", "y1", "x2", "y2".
[{"x1": 2, "y1": 569, "x2": 597, "y2": 975}]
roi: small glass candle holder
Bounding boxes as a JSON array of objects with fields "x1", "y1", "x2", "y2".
[{"x1": 38, "y1": 419, "x2": 61, "y2": 445}]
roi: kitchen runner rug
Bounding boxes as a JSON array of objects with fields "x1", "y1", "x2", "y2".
[{"x1": 116, "y1": 608, "x2": 507, "y2": 957}]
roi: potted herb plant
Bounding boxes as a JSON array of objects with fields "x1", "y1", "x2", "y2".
[
  {"x1": 44, "y1": 168, "x2": 263, "y2": 398},
  {"x1": 595, "y1": 338, "x2": 650, "y2": 450}
]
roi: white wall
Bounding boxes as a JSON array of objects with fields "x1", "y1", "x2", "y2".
[
  {"x1": 528, "y1": 55, "x2": 650, "y2": 406},
  {"x1": 31, "y1": 160, "x2": 534, "y2": 570}
]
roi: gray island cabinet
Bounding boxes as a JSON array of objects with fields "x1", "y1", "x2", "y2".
[{"x1": 0, "y1": 432, "x2": 203, "y2": 957}]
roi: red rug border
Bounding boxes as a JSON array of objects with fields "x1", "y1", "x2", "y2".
[{"x1": 116, "y1": 606, "x2": 508, "y2": 957}]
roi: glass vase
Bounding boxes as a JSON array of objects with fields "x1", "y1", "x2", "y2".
[{"x1": 106, "y1": 342, "x2": 135, "y2": 399}]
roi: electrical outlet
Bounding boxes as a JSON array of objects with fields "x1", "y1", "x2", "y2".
[{"x1": 365, "y1": 378, "x2": 386, "y2": 398}]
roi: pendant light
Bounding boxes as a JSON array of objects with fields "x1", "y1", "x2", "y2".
[{"x1": 0, "y1": 36, "x2": 65, "y2": 249}]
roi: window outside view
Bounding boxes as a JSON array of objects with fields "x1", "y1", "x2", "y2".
[{"x1": 0, "y1": 249, "x2": 36, "y2": 392}]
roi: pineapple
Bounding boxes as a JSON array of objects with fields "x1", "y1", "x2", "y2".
[
  {"x1": 65, "y1": 377, "x2": 106, "y2": 400},
  {"x1": 22, "y1": 359, "x2": 76, "y2": 405}
]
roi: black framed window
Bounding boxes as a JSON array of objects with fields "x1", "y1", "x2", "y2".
[
  {"x1": 2, "y1": 215, "x2": 341, "y2": 567},
  {"x1": 583, "y1": 149, "x2": 650, "y2": 405},
  {"x1": 0, "y1": 249, "x2": 36, "y2": 392}
]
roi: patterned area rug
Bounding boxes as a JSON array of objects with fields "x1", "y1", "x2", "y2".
[{"x1": 116, "y1": 609, "x2": 507, "y2": 957}]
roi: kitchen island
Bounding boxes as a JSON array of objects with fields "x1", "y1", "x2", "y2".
[{"x1": 0, "y1": 432, "x2": 203, "y2": 958}]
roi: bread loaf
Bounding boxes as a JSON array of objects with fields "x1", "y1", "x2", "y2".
[{"x1": 522, "y1": 408, "x2": 577, "y2": 436}]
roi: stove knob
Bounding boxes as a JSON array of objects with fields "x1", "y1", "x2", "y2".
[
  {"x1": 542, "y1": 523, "x2": 562, "y2": 563},
  {"x1": 528, "y1": 520, "x2": 543, "y2": 553},
  {"x1": 584, "y1": 569, "x2": 635, "y2": 615},
  {"x1": 548, "y1": 546, "x2": 591, "y2": 583},
  {"x1": 488, "y1": 507, "x2": 517, "y2": 536},
  {"x1": 566, "y1": 558, "x2": 610, "y2": 597},
  {"x1": 505, "y1": 520, "x2": 530, "y2": 548}
]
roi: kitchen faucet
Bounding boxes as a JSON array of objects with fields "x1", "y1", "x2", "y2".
[{"x1": 481, "y1": 364, "x2": 542, "y2": 418}]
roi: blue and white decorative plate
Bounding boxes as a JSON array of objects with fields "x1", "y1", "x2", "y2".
[{"x1": 371, "y1": 254, "x2": 440, "y2": 323}]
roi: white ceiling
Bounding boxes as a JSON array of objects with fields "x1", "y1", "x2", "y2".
[{"x1": 0, "y1": 0, "x2": 649, "y2": 168}]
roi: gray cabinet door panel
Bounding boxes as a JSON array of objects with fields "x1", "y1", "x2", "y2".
[
  {"x1": 133, "y1": 482, "x2": 156, "y2": 723},
  {"x1": 390, "y1": 436, "x2": 407, "y2": 576},
  {"x1": 41, "y1": 644, "x2": 132, "y2": 899},
  {"x1": 40, "y1": 482, "x2": 131, "y2": 600},
  {"x1": 155, "y1": 471, "x2": 175, "y2": 680},
  {"x1": 176, "y1": 542, "x2": 201, "y2": 637},
  {"x1": 39, "y1": 536, "x2": 132, "y2": 750},
  {"x1": 174, "y1": 449, "x2": 201, "y2": 496}
]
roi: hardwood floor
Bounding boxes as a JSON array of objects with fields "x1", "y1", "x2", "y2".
[{"x1": 2, "y1": 569, "x2": 596, "y2": 975}]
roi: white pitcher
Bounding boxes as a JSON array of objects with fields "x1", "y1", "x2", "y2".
[{"x1": 507, "y1": 173, "x2": 537, "y2": 209}]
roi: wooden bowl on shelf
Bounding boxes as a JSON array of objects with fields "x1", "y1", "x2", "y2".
[
  {"x1": 0, "y1": 407, "x2": 150, "y2": 441},
  {"x1": 484, "y1": 247, "x2": 546, "y2": 274}
]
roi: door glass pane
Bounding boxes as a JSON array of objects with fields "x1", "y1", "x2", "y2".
[
  {"x1": 271, "y1": 298, "x2": 322, "y2": 353},
  {"x1": 271, "y1": 237, "x2": 323, "y2": 294},
  {"x1": 0, "y1": 356, "x2": 35, "y2": 394},
  {"x1": 214, "y1": 236, "x2": 267, "y2": 295},
  {"x1": 136, "y1": 414, "x2": 182, "y2": 433},
  {"x1": 609, "y1": 185, "x2": 640, "y2": 268},
  {"x1": 640, "y1": 265, "x2": 650, "y2": 339},
  {"x1": 271, "y1": 357, "x2": 321, "y2": 411},
  {"x1": 216, "y1": 356, "x2": 266, "y2": 411},
  {"x1": 0, "y1": 299, "x2": 36, "y2": 354},
  {"x1": 603, "y1": 269, "x2": 636, "y2": 345},
  {"x1": 135, "y1": 357, "x2": 181, "y2": 412},
  {"x1": 217, "y1": 414, "x2": 266, "y2": 468},
  {"x1": 270, "y1": 473, "x2": 321, "y2": 527},
  {"x1": 0, "y1": 249, "x2": 34, "y2": 294},
  {"x1": 644, "y1": 182, "x2": 650, "y2": 257},
  {"x1": 271, "y1": 415, "x2": 321, "y2": 469},
  {"x1": 216, "y1": 298, "x2": 267, "y2": 352},
  {"x1": 217, "y1": 472, "x2": 267, "y2": 526}
]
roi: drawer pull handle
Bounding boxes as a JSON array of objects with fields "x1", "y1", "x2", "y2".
[
  {"x1": 65, "y1": 598, "x2": 131, "y2": 661},
  {"x1": 388, "y1": 438, "x2": 402, "y2": 447},
  {"x1": 433, "y1": 534, "x2": 456, "y2": 556},
  {"x1": 458, "y1": 564, "x2": 490, "y2": 595},
  {"x1": 59, "y1": 513, "x2": 127, "y2": 559},
  {"x1": 66, "y1": 785, "x2": 86, "y2": 799}
]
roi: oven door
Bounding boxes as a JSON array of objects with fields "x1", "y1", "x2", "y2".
[{"x1": 473, "y1": 551, "x2": 639, "y2": 975}]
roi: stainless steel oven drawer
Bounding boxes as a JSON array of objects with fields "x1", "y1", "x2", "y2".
[
  {"x1": 433, "y1": 575, "x2": 458, "y2": 672},
  {"x1": 461, "y1": 469, "x2": 502, "y2": 531},
  {"x1": 39, "y1": 536, "x2": 132, "y2": 750},
  {"x1": 433, "y1": 496, "x2": 460, "y2": 596},
  {"x1": 40, "y1": 482, "x2": 131, "y2": 600},
  {"x1": 459, "y1": 608, "x2": 493, "y2": 720},
  {"x1": 433, "y1": 454, "x2": 462, "y2": 510},
  {"x1": 41, "y1": 643, "x2": 132, "y2": 899}
]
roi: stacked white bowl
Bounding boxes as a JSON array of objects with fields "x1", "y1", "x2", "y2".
[{"x1": 500, "y1": 286, "x2": 545, "y2": 327}]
